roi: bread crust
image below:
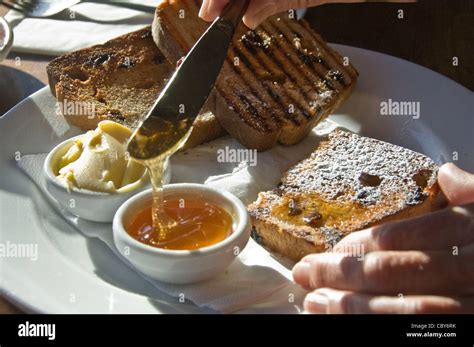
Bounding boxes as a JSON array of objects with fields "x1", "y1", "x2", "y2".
[{"x1": 47, "y1": 26, "x2": 225, "y2": 148}]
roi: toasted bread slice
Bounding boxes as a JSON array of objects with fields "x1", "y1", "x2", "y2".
[
  {"x1": 153, "y1": 0, "x2": 358, "y2": 150},
  {"x1": 47, "y1": 27, "x2": 225, "y2": 149},
  {"x1": 248, "y1": 130, "x2": 441, "y2": 261}
]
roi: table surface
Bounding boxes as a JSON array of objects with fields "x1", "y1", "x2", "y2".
[{"x1": 0, "y1": 1, "x2": 472, "y2": 314}]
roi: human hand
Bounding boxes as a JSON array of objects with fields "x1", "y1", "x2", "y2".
[
  {"x1": 292, "y1": 163, "x2": 474, "y2": 313},
  {"x1": 199, "y1": 0, "x2": 417, "y2": 29}
]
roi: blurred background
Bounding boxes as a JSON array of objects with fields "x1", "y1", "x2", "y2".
[{"x1": 306, "y1": 0, "x2": 473, "y2": 91}]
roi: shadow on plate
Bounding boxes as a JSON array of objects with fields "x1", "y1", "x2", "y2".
[
  {"x1": 0, "y1": 65, "x2": 45, "y2": 116},
  {"x1": 86, "y1": 238, "x2": 224, "y2": 313},
  {"x1": 85, "y1": 238, "x2": 302, "y2": 314}
]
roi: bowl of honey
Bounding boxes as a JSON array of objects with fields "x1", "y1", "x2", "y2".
[{"x1": 113, "y1": 183, "x2": 251, "y2": 284}]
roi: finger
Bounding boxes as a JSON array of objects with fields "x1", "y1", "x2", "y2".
[
  {"x1": 332, "y1": 204, "x2": 474, "y2": 254},
  {"x1": 242, "y1": 0, "x2": 279, "y2": 29},
  {"x1": 439, "y1": 163, "x2": 474, "y2": 205},
  {"x1": 202, "y1": 0, "x2": 417, "y2": 28},
  {"x1": 304, "y1": 288, "x2": 473, "y2": 314},
  {"x1": 293, "y1": 251, "x2": 474, "y2": 295},
  {"x1": 243, "y1": 0, "x2": 329, "y2": 29},
  {"x1": 198, "y1": 0, "x2": 211, "y2": 20},
  {"x1": 242, "y1": 0, "x2": 418, "y2": 28},
  {"x1": 198, "y1": 0, "x2": 229, "y2": 22}
]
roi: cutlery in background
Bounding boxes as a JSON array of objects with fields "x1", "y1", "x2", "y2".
[
  {"x1": 0, "y1": 0, "x2": 155, "y2": 18},
  {"x1": 0, "y1": 16, "x2": 13, "y2": 61}
]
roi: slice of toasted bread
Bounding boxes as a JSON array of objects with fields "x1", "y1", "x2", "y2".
[
  {"x1": 248, "y1": 130, "x2": 442, "y2": 261},
  {"x1": 47, "y1": 27, "x2": 225, "y2": 149},
  {"x1": 153, "y1": 0, "x2": 358, "y2": 150}
]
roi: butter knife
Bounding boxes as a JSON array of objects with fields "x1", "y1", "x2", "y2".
[{"x1": 128, "y1": 0, "x2": 249, "y2": 160}]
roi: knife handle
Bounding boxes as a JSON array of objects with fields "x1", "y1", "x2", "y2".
[{"x1": 219, "y1": 0, "x2": 250, "y2": 29}]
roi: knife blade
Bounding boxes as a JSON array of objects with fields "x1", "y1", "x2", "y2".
[{"x1": 127, "y1": 0, "x2": 249, "y2": 160}]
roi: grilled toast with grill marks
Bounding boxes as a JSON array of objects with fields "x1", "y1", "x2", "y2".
[
  {"x1": 248, "y1": 130, "x2": 442, "y2": 261},
  {"x1": 47, "y1": 27, "x2": 225, "y2": 149},
  {"x1": 153, "y1": 0, "x2": 358, "y2": 151}
]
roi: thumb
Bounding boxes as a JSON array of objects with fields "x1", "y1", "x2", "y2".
[
  {"x1": 199, "y1": 0, "x2": 230, "y2": 22},
  {"x1": 438, "y1": 163, "x2": 474, "y2": 205}
]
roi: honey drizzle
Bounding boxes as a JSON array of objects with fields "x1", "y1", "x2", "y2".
[
  {"x1": 131, "y1": 123, "x2": 194, "y2": 240},
  {"x1": 145, "y1": 156, "x2": 171, "y2": 241}
]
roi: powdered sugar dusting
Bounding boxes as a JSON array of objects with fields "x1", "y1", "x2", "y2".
[{"x1": 282, "y1": 130, "x2": 438, "y2": 206}]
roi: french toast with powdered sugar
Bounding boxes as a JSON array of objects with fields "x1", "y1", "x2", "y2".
[{"x1": 248, "y1": 130, "x2": 443, "y2": 261}]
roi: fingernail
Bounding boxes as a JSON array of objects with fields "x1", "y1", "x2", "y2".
[
  {"x1": 439, "y1": 163, "x2": 474, "y2": 205},
  {"x1": 244, "y1": 3, "x2": 275, "y2": 29},
  {"x1": 305, "y1": 292, "x2": 328, "y2": 313},
  {"x1": 198, "y1": 0, "x2": 209, "y2": 19},
  {"x1": 292, "y1": 261, "x2": 310, "y2": 279}
]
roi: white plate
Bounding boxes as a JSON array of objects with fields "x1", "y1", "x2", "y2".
[{"x1": 0, "y1": 45, "x2": 473, "y2": 313}]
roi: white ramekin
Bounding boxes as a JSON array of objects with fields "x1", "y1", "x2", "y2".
[
  {"x1": 113, "y1": 184, "x2": 251, "y2": 284},
  {"x1": 44, "y1": 135, "x2": 170, "y2": 222}
]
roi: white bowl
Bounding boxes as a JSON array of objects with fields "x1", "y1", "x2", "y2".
[
  {"x1": 44, "y1": 135, "x2": 170, "y2": 222},
  {"x1": 113, "y1": 184, "x2": 251, "y2": 284}
]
